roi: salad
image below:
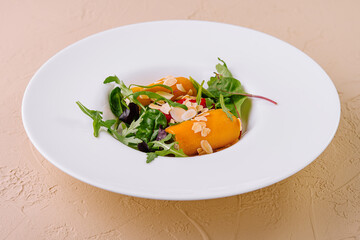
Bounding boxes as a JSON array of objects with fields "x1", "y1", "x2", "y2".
[{"x1": 76, "y1": 59, "x2": 276, "y2": 163}]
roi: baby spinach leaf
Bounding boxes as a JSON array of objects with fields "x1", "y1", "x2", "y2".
[
  {"x1": 103, "y1": 75, "x2": 120, "y2": 84},
  {"x1": 109, "y1": 87, "x2": 128, "y2": 117},
  {"x1": 135, "y1": 109, "x2": 168, "y2": 143},
  {"x1": 128, "y1": 84, "x2": 173, "y2": 93},
  {"x1": 131, "y1": 91, "x2": 187, "y2": 110},
  {"x1": 216, "y1": 58, "x2": 233, "y2": 78}
]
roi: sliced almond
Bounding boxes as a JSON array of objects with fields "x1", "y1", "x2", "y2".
[
  {"x1": 187, "y1": 89, "x2": 193, "y2": 96},
  {"x1": 160, "y1": 103, "x2": 171, "y2": 114},
  {"x1": 192, "y1": 122, "x2": 206, "y2": 133},
  {"x1": 201, "y1": 128, "x2": 211, "y2": 137},
  {"x1": 163, "y1": 76, "x2": 177, "y2": 87},
  {"x1": 174, "y1": 143, "x2": 179, "y2": 150},
  {"x1": 196, "y1": 105, "x2": 203, "y2": 112},
  {"x1": 149, "y1": 103, "x2": 161, "y2": 110},
  {"x1": 156, "y1": 100, "x2": 166, "y2": 105},
  {"x1": 139, "y1": 95, "x2": 149, "y2": 100},
  {"x1": 200, "y1": 140, "x2": 213, "y2": 154},
  {"x1": 185, "y1": 101, "x2": 192, "y2": 108},
  {"x1": 170, "y1": 119, "x2": 175, "y2": 124},
  {"x1": 197, "y1": 148, "x2": 203, "y2": 154},
  {"x1": 155, "y1": 91, "x2": 174, "y2": 100},
  {"x1": 194, "y1": 116, "x2": 208, "y2": 122},
  {"x1": 201, "y1": 108, "x2": 209, "y2": 113},
  {"x1": 170, "y1": 107, "x2": 187, "y2": 122},
  {"x1": 176, "y1": 83, "x2": 186, "y2": 92},
  {"x1": 201, "y1": 112, "x2": 210, "y2": 117},
  {"x1": 181, "y1": 109, "x2": 197, "y2": 121}
]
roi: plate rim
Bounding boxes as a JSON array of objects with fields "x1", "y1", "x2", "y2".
[{"x1": 22, "y1": 20, "x2": 341, "y2": 200}]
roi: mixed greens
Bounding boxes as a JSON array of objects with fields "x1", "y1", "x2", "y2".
[{"x1": 76, "y1": 58, "x2": 276, "y2": 163}]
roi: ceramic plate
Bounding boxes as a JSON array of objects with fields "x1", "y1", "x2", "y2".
[{"x1": 22, "y1": 20, "x2": 340, "y2": 200}]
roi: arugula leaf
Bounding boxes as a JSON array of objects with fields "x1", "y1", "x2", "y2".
[
  {"x1": 76, "y1": 101, "x2": 142, "y2": 145},
  {"x1": 207, "y1": 77, "x2": 245, "y2": 98},
  {"x1": 135, "y1": 109, "x2": 167, "y2": 142},
  {"x1": 146, "y1": 134, "x2": 187, "y2": 163},
  {"x1": 93, "y1": 111, "x2": 102, "y2": 137},
  {"x1": 146, "y1": 152, "x2": 158, "y2": 163},
  {"x1": 109, "y1": 87, "x2": 128, "y2": 117},
  {"x1": 196, "y1": 80, "x2": 204, "y2": 105},
  {"x1": 128, "y1": 84, "x2": 173, "y2": 93},
  {"x1": 76, "y1": 101, "x2": 100, "y2": 119},
  {"x1": 189, "y1": 76, "x2": 215, "y2": 98},
  {"x1": 118, "y1": 81, "x2": 145, "y2": 110},
  {"x1": 216, "y1": 58, "x2": 233, "y2": 78},
  {"x1": 103, "y1": 75, "x2": 120, "y2": 84},
  {"x1": 121, "y1": 114, "x2": 143, "y2": 137},
  {"x1": 219, "y1": 94, "x2": 234, "y2": 120},
  {"x1": 131, "y1": 91, "x2": 187, "y2": 110}
]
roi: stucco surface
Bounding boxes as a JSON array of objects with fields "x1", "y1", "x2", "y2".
[{"x1": 1, "y1": 0, "x2": 360, "y2": 239}]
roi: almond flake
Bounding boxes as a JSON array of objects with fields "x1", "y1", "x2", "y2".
[
  {"x1": 163, "y1": 76, "x2": 177, "y2": 87},
  {"x1": 155, "y1": 91, "x2": 174, "y2": 100},
  {"x1": 176, "y1": 83, "x2": 186, "y2": 92},
  {"x1": 185, "y1": 101, "x2": 192, "y2": 108},
  {"x1": 149, "y1": 103, "x2": 161, "y2": 110},
  {"x1": 194, "y1": 116, "x2": 207, "y2": 122},
  {"x1": 197, "y1": 148, "x2": 204, "y2": 154},
  {"x1": 201, "y1": 112, "x2": 210, "y2": 117},
  {"x1": 170, "y1": 119, "x2": 175, "y2": 124},
  {"x1": 181, "y1": 109, "x2": 197, "y2": 121},
  {"x1": 139, "y1": 95, "x2": 149, "y2": 100},
  {"x1": 200, "y1": 140, "x2": 213, "y2": 154},
  {"x1": 156, "y1": 100, "x2": 166, "y2": 105},
  {"x1": 192, "y1": 122, "x2": 206, "y2": 133},
  {"x1": 170, "y1": 107, "x2": 186, "y2": 122},
  {"x1": 201, "y1": 128, "x2": 211, "y2": 137},
  {"x1": 187, "y1": 89, "x2": 193, "y2": 96},
  {"x1": 201, "y1": 108, "x2": 209, "y2": 113},
  {"x1": 196, "y1": 105, "x2": 203, "y2": 112},
  {"x1": 160, "y1": 103, "x2": 171, "y2": 114}
]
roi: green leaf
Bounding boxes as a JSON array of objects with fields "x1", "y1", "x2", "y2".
[
  {"x1": 196, "y1": 80, "x2": 204, "y2": 105},
  {"x1": 92, "y1": 112, "x2": 102, "y2": 137},
  {"x1": 131, "y1": 91, "x2": 187, "y2": 110},
  {"x1": 109, "y1": 87, "x2": 128, "y2": 117},
  {"x1": 76, "y1": 101, "x2": 100, "y2": 119},
  {"x1": 146, "y1": 152, "x2": 158, "y2": 163},
  {"x1": 129, "y1": 84, "x2": 173, "y2": 93},
  {"x1": 118, "y1": 81, "x2": 145, "y2": 110},
  {"x1": 216, "y1": 58, "x2": 233, "y2": 78},
  {"x1": 207, "y1": 77, "x2": 245, "y2": 98},
  {"x1": 122, "y1": 114, "x2": 143, "y2": 137},
  {"x1": 205, "y1": 98, "x2": 215, "y2": 109},
  {"x1": 135, "y1": 109, "x2": 167, "y2": 143},
  {"x1": 148, "y1": 134, "x2": 187, "y2": 159},
  {"x1": 76, "y1": 101, "x2": 142, "y2": 145},
  {"x1": 219, "y1": 94, "x2": 234, "y2": 121},
  {"x1": 103, "y1": 75, "x2": 120, "y2": 84},
  {"x1": 189, "y1": 76, "x2": 215, "y2": 98}
]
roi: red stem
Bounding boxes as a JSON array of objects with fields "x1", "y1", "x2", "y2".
[{"x1": 239, "y1": 93, "x2": 278, "y2": 105}]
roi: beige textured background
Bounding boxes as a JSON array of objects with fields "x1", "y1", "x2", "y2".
[{"x1": 1, "y1": 0, "x2": 360, "y2": 239}]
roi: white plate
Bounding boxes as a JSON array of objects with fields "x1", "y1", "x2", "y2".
[{"x1": 22, "y1": 20, "x2": 340, "y2": 200}]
